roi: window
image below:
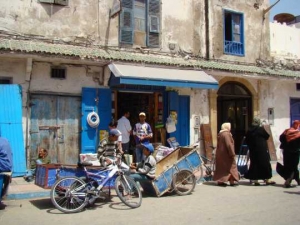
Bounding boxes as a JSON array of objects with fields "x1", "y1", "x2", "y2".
[
  {"x1": 120, "y1": 0, "x2": 160, "y2": 47},
  {"x1": 0, "y1": 77, "x2": 12, "y2": 84},
  {"x1": 39, "y1": 0, "x2": 68, "y2": 6},
  {"x1": 223, "y1": 10, "x2": 244, "y2": 56},
  {"x1": 297, "y1": 83, "x2": 300, "y2": 91},
  {"x1": 51, "y1": 67, "x2": 66, "y2": 79}
]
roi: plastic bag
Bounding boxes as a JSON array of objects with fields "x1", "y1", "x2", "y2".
[{"x1": 166, "y1": 117, "x2": 176, "y2": 133}]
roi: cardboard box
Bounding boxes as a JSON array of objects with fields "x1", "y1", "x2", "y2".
[{"x1": 79, "y1": 153, "x2": 100, "y2": 166}]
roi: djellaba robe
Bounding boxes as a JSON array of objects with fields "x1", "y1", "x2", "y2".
[
  {"x1": 213, "y1": 130, "x2": 239, "y2": 182},
  {"x1": 244, "y1": 126, "x2": 272, "y2": 180}
]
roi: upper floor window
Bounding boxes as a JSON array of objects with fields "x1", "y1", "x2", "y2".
[
  {"x1": 39, "y1": 0, "x2": 68, "y2": 6},
  {"x1": 223, "y1": 10, "x2": 244, "y2": 56},
  {"x1": 120, "y1": 0, "x2": 160, "y2": 48}
]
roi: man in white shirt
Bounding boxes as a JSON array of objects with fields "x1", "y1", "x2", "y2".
[{"x1": 117, "y1": 110, "x2": 132, "y2": 154}]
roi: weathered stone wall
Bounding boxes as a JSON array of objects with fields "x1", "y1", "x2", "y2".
[{"x1": 210, "y1": 0, "x2": 271, "y2": 63}]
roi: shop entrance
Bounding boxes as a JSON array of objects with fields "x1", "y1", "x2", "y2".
[
  {"x1": 217, "y1": 82, "x2": 252, "y2": 153},
  {"x1": 116, "y1": 91, "x2": 164, "y2": 153}
]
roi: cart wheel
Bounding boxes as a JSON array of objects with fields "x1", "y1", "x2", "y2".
[{"x1": 172, "y1": 169, "x2": 196, "y2": 196}]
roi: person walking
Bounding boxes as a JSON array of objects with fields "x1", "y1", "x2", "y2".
[
  {"x1": 133, "y1": 112, "x2": 153, "y2": 164},
  {"x1": 117, "y1": 110, "x2": 132, "y2": 154},
  {"x1": 213, "y1": 122, "x2": 239, "y2": 186},
  {"x1": 278, "y1": 120, "x2": 300, "y2": 188},
  {"x1": 0, "y1": 137, "x2": 13, "y2": 210},
  {"x1": 244, "y1": 117, "x2": 275, "y2": 186}
]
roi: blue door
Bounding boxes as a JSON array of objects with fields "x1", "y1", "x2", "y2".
[
  {"x1": 30, "y1": 95, "x2": 81, "y2": 164},
  {"x1": 0, "y1": 85, "x2": 26, "y2": 177},
  {"x1": 81, "y1": 88, "x2": 112, "y2": 154},
  {"x1": 167, "y1": 91, "x2": 190, "y2": 146},
  {"x1": 290, "y1": 98, "x2": 300, "y2": 125}
]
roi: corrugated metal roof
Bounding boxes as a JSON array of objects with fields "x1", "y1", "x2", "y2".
[{"x1": 0, "y1": 38, "x2": 300, "y2": 78}]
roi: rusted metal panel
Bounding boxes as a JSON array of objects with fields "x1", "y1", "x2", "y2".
[{"x1": 30, "y1": 94, "x2": 81, "y2": 165}]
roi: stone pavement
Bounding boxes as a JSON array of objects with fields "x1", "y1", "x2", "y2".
[{"x1": 4, "y1": 161, "x2": 282, "y2": 201}]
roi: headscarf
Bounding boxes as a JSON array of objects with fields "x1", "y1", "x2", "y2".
[
  {"x1": 219, "y1": 122, "x2": 231, "y2": 133},
  {"x1": 283, "y1": 120, "x2": 300, "y2": 143},
  {"x1": 252, "y1": 117, "x2": 261, "y2": 126}
]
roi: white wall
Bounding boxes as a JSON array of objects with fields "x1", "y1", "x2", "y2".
[
  {"x1": 270, "y1": 21, "x2": 300, "y2": 59},
  {"x1": 259, "y1": 79, "x2": 299, "y2": 159}
]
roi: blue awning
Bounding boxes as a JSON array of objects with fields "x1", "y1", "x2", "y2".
[{"x1": 108, "y1": 63, "x2": 218, "y2": 89}]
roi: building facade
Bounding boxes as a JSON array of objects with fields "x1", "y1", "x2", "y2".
[{"x1": 0, "y1": 0, "x2": 299, "y2": 175}]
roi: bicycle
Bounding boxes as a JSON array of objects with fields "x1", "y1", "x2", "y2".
[{"x1": 50, "y1": 156, "x2": 142, "y2": 213}]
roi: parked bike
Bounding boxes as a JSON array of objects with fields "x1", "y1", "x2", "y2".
[{"x1": 50, "y1": 155, "x2": 142, "y2": 213}]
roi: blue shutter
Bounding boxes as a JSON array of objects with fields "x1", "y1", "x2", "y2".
[
  {"x1": 167, "y1": 92, "x2": 190, "y2": 147},
  {"x1": 0, "y1": 85, "x2": 26, "y2": 177},
  {"x1": 147, "y1": 0, "x2": 160, "y2": 47},
  {"x1": 81, "y1": 88, "x2": 111, "y2": 154},
  {"x1": 120, "y1": 0, "x2": 134, "y2": 44}
]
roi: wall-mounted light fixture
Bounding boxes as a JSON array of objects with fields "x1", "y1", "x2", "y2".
[{"x1": 268, "y1": 108, "x2": 274, "y2": 125}]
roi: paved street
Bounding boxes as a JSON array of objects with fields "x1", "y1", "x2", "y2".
[{"x1": 0, "y1": 174, "x2": 299, "y2": 225}]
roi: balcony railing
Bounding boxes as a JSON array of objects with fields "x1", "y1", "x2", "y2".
[{"x1": 224, "y1": 40, "x2": 244, "y2": 56}]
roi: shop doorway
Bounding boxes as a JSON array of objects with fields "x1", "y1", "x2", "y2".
[
  {"x1": 116, "y1": 91, "x2": 164, "y2": 154},
  {"x1": 217, "y1": 82, "x2": 252, "y2": 153}
]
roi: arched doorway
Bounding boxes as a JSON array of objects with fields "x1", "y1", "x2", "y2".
[{"x1": 217, "y1": 82, "x2": 252, "y2": 153}]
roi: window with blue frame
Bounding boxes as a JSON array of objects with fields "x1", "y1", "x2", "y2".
[
  {"x1": 224, "y1": 10, "x2": 244, "y2": 56},
  {"x1": 120, "y1": 0, "x2": 160, "y2": 47}
]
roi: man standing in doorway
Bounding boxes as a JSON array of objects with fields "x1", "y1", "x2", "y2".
[
  {"x1": 117, "y1": 110, "x2": 132, "y2": 154},
  {"x1": 133, "y1": 112, "x2": 153, "y2": 164}
]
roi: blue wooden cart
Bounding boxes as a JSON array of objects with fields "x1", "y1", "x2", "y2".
[{"x1": 139, "y1": 147, "x2": 202, "y2": 197}]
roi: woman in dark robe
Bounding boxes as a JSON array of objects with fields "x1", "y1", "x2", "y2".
[
  {"x1": 244, "y1": 117, "x2": 275, "y2": 186},
  {"x1": 213, "y1": 122, "x2": 239, "y2": 186},
  {"x1": 278, "y1": 120, "x2": 300, "y2": 188}
]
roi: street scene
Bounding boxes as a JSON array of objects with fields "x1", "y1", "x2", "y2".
[
  {"x1": 1, "y1": 174, "x2": 300, "y2": 225},
  {"x1": 1, "y1": 0, "x2": 300, "y2": 224}
]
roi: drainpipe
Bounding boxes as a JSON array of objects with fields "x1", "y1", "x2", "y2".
[
  {"x1": 25, "y1": 58, "x2": 33, "y2": 169},
  {"x1": 205, "y1": 0, "x2": 210, "y2": 60}
]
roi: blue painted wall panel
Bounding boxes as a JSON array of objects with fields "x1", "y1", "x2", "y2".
[
  {"x1": 167, "y1": 91, "x2": 190, "y2": 147},
  {"x1": 0, "y1": 85, "x2": 26, "y2": 177},
  {"x1": 81, "y1": 88, "x2": 112, "y2": 154}
]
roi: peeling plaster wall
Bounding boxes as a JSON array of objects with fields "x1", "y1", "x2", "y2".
[
  {"x1": 30, "y1": 62, "x2": 100, "y2": 94},
  {"x1": 0, "y1": 0, "x2": 207, "y2": 55},
  {"x1": 161, "y1": 0, "x2": 206, "y2": 56},
  {"x1": 0, "y1": 0, "x2": 118, "y2": 46},
  {"x1": 210, "y1": 0, "x2": 270, "y2": 63}
]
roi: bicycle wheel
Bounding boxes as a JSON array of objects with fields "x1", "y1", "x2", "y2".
[
  {"x1": 172, "y1": 169, "x2": 196, "y2": 196},
  {"x1": 50, "y1": 176, "x2": 88, "y2": 213},
  {"x1": 114, "y1": 175, "x2": 142, "y2": 208}
]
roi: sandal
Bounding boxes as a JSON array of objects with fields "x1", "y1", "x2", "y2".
[{"x1": 265, "y1": 181, "x2": 276, "y2": 185}]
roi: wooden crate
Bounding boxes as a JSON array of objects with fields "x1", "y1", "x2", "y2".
[{"x1": 35, "y1": 164, "x2": 62, "y2": 189}]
